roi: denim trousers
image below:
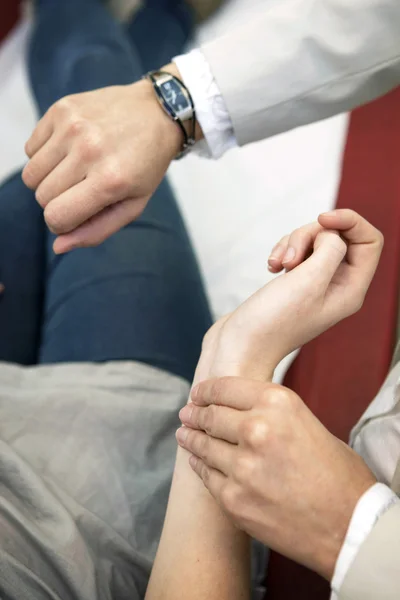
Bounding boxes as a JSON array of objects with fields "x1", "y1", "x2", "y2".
[{"x1": 0, "y1": 0, "x2": 212, "y2": 383}]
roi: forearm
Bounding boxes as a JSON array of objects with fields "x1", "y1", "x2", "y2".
[
  {"x1": 145, "y1": 447, "x2": 250, "y2": 600},
  {"x1": 145, "y1": 351, "x2": 251, "y2": 600}
]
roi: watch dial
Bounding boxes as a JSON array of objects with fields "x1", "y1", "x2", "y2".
[{"x1": 161, "y1": 80, "x2": 190, "y2": 113}]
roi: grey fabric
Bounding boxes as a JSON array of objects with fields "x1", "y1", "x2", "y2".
[{"x1": 0, "y1": 361, "x2": 189, "y2": 600}]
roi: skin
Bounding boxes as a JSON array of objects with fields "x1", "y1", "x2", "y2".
[
  {"x1": 193, "y1": 210, "x2": 384, "y2": 382},
  {"x1": 145, "y1": 340, "x2": 251, "y2": 600},
  {"x1": 177, "y1": 379, "x2": 376, "y2": 580},
  {"x1": 170, "y1": 209, "x2": 383, "y2": 583},
  {"x1": 22, "y1": 63, "x2": 203, "y2": 254},
  {"x1": 20, "y1": 37, "x2": 385, "y2": 592}
]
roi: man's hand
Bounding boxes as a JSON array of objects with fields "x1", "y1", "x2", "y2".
[
  {"x1": 22, "y1": 65, "x2": 188, "y2": 254},
  {"x1": 177, "y1": 377, "x2": 377, "y2": 580},
  {"x1": 201, "y1": 210, "x2": 383, "y2": 381}
]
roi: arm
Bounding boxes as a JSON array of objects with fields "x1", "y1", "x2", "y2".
[
  {"x1": 23, "y1": 0, "x2": 400, "y2": 251},
  {"x1": 145, "y1": 448, "x2": 250, "y2": 600},
  {"x1": 148, "y1": 209, "x2": 385, "y2": 598},
  {"x1": 145, "y1": 355, "x2": 251, "y2": 600},
  {"x1": 171, "y1": 210, "x2": 386, "y2": 584},
  {"x1": 200, "y1": 0, "x2": 400, "y2": 146}
]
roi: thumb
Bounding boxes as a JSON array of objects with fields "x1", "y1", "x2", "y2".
[
  {"x1": 294, "y1": 229, "x2": 347, "y2": 286},
  {"x1": 318, "y1": 209, "x2": 383, "y2": 292}
]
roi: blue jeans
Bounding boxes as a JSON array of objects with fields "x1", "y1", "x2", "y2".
[{"x1": 0, "y1": 0, "x2": 212, "y2": 383}]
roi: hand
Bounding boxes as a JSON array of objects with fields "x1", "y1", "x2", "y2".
[
  {"x1": 22, "y1": 64, "x2": 190, "y2": 254},
  {"x1": 200, "y1": 210, "x2": 383, "y2": 381},
  {"x1": 177, "y1": 377, "x2": 377, "y2": 580}
]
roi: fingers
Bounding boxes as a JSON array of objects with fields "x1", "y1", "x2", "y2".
[
  {"x1": 52, "y1": 196, "x2": 148, "y2": 253},
  {"x1": 268, "y1": 235, "x2": 289, "y2": 273},
  {"x1": 268, "y1": 223, "x2": 322, "y2": 273},
  {"x1": 192, "y1": 377, "x2": 267, "y2": 411},
  {"x1": 318, "y1": 209, "x2": 384, "y2": 289},
  {"x1": 35, "y1": 153, "x2": 87, "y2": 208},
  {"x1": 268, "y1": 210, "x2": 383, "y2": 303},
  {"x1": 318, "y1": 210, "x2": 382, "y2": 247},
  {"x1": 22, "y1": 135, "x2": 65, "y2": 190},
  {"x1": 43, "y1": 177, "x2": 116, "y2": 235},
  {"x1": 188, "y1": 455, "x2": 226, "y2": 500},
  {"x1": 179, "y1": 403, "x2": 242, "y2": 444},
  {"x1": 25, "y1": 113, "x2": 53, "y2": 158},
  {"x1": 176, "y1": 427, "x2": 235, "y2": 476},
  {"x1": 297, "y1": 228, "x2": 347, "y2": 284}
]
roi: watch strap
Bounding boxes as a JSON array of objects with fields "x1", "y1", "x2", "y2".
[{"x1": 146, "y1": 70, "x2": 196, "y2": 159}]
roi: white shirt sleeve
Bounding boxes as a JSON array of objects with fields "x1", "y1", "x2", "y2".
[
  {"x1": 330, "y1": 483, "x2": 400, "y2": 600},
  {"x1": 173, "y1": 49, "x2": 237, "y2": 159}
]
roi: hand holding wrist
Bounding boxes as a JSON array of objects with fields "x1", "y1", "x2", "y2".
[{"x1": 179, "y1": 377, "x2": 376, "y2": 581}]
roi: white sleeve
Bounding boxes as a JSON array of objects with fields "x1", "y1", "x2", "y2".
[
  {"x1": 330, "y1": 483, "x2": 400, "y2": 600},
  {"x1": 200, "y1": 0, "x2": 400, "y2": 147},
  {"x1": 173, "y1": 49, "x2": 237, "y2": 159}
]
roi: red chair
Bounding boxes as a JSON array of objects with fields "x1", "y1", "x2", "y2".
[{"x1": 0, "y1": 1, "x2": 19, "y2": 45}]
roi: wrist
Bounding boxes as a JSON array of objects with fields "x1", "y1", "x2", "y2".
[
  {"x1": 313, "y1": 473, "x2": 377, "y2": 581},
  {"x1": 197, "y1": 321, "x2": 276, "y2": 384},
  {"x1": 129, "y1": 79, "x2": 184, "y2": 160},
  {"x1": 210, "y1": 356, "x2": 275, "y2": 382},
  {"x1": 211, "y1": 325, "x2": 276, "y2": 382}
]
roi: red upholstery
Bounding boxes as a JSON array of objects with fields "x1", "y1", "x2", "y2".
[
  {"x1": 267, "y1": 87, "x2": 400, "y2": 599},
  {"x1": 0, "y1": 1, "x2": 19, "y2": 45}
]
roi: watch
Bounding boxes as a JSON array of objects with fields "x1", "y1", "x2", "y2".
[{"x1": 146, "y1": 70, "x2": 196, "y2": 159}]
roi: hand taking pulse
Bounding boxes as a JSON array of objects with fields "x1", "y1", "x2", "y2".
[{"x1": 177, "y1": 209, "x2": 383, "y2": 581}]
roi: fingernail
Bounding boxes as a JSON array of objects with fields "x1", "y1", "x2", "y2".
[
  {"x1": 176, "y1": 427, "x2": 188, "y2": 446},
  {"x1": 179, "y1": 405, "x2": 193, "y2": 424},
  {"x1": 189, "y1": 455, "x2": 198, "y2": 470},
  {"x1": 268, "y1": 252, "x2": 280, "y2": 261},
  {"x1": 268, "y1": 256, "x2": 280, "y2": 268},
  {"x1": 268, "y1": 243, "x2": 284, "y2": 262},
  {"x1": 320, "y1": 211, "x2": 337, "y2": 217},
  {"x1": 282, "y1": 247, "x2": 296, "y2": 264}
]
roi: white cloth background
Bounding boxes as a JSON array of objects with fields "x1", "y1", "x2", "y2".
[{"x1": 0, "y1": 0, "x2": 349, "y2": 381}]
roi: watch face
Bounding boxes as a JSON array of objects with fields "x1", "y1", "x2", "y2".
[{"x1": 160, "y1": 79, "x2": 190, "y2": 114}]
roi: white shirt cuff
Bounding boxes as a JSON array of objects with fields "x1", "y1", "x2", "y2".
[
  {"x1": 330, "y1": 483, "x2": 399, "y2": 600},
  {"x1": 173, "y1": 49, "x2": 237, "y2": 159}
]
